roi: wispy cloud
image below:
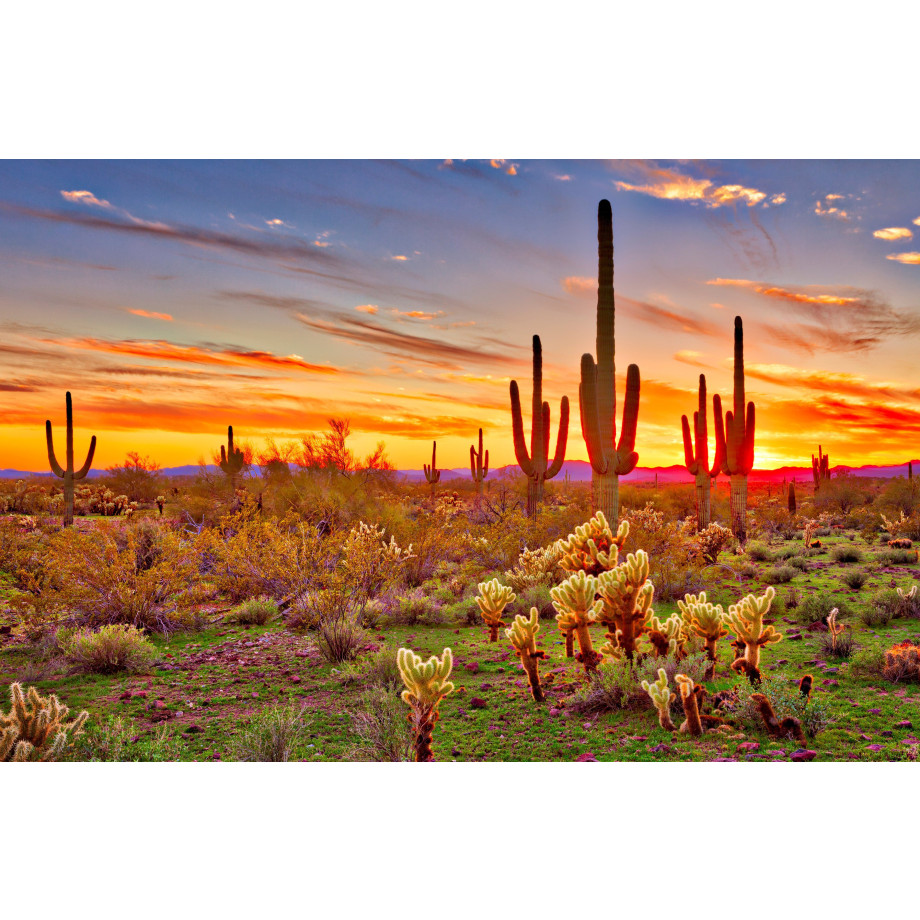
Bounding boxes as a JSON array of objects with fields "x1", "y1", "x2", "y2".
[
  {"x1": 745, "y1": 363, "x2": 920, "y2": 403},
  {"x1": 126, "y1": 308, "x2": 174, "y2": 321},
  {"x1": 673, "y1": 350, "x2": 710, "y2": 368},
  {"x1": 886, "y1": 252, "x2": 920, "y2": 265},
  {"x1": 814, "y1": 193, "x2": 855, "y2": 222},
  {"x1": 873, "y1": 227, "x2": 913, "y2": 241}
]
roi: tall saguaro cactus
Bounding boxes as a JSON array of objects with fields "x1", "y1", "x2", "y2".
[
  {"x1": 510, "y1": 335, "x2": 569, "y2": 516},
  {"x1": 46, "y1": 391, "x2": 97, "y2": 527},
  {"x1": 580, "y1": 199, "x2": 641, "y2": 524},
  {"x1": 469, "y1": 428, "x2": 488, "y2": 496},
  {"x1": 714, "y1": 316, "x2": 755, "y2": 542},
  {"x1": 812, "y1": 445, "x2": 830, "y2": 490},
  {"x1": 680, "y1": 374, "x2": 724, "y2": 530},
  {"x1": 423, "y1": 440, "x2": 441, "y2": 494},
  {"x1": 219, "y1": 425, "x2": 246, "y2": 490}
]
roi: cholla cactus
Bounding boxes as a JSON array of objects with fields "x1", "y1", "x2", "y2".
[
  {"x1": 504, "y1": 543, "x2": 564, "y2": 593},
  {"x1": 727, "y1": 586, "x2": 781, "y2": 684},
  {"x1": 675, "y1": 674, "x2": 703, "y2": 736},
  {"x1": 595, "y1": 549, "x2": 654, "y2": 661},
  {"x1": 1, "y1": 682, "x2": 88, "y2": 762},
  {"x1": 557, "y1": 512, "x2": 628, "y2": 576},
  {"x1": 397, "y1": 647, "x2": 455, "y2": 762},
  {"x1": 802, "y1": 520, "x2": 819, "y2": 549},
  {"x1": 645, "y1": 613, "x2": 683, "y2": 659},
  {"x1": 751, "y1": 693, "x2": 806, "y2": 744},
  {"x1": 641, "y1": 668, "x2": 676, "y2": 732},
  {"x1": 551, "y1": 570, "x2": 604, "y2": 672},
  {"x1": 477, "y1": 578, "x2": 516, "y2": 642},
  {"x1": 678, "y1": 591, "x2": 729, "y2": 679},
  {"x1": 827, "y1": 607, "x2": 845, "y2": 653},
  {"x1": 155, "y1": 495, "x2": 165, "y2": 515},
  {"x1": 897, "y1": 585, "x2": 917, "y2": 601},
  {"x1": 506, "y1": 608, "x2": 547, "y2": 702},
  {"x1": 695, "y1": 523, "x2": 733, "y2": 564},
  {"x1": 883, "y1": 640, "x2": 920, "y2": 682}
]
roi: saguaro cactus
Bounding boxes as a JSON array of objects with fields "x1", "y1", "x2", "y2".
[
  {"x1": 812, "y1": 445, "x2": 830, "y2": 490},
  {"x1": 469, "y1": 428, "x2": 488, "y2": 496},
  {"x1": 506, "y1": 608, "x2": 547, "y2": 702},
  {"x1": 580, "y1": 199, "x2": 641, "y2": 524},
  {"x1": 46, "y1": 391, "x2": 97, "y2": 527},
  {"x1": 714, "y1": 316, "x2": 755, "y2": 542},
  {"x1": 788, "y1": 480, "x2": 796, "y2": 515},
  {"x1": 681, "y1": 375, "x2": 724, "y2": 530},
  {"x1": 510, "y1": 335, "x2": 569, "y2": 516},
  {"x1": 219, "y1": 425, "x2": 246, "y2": 490},
  {"x1": 397, "y1": 647, "x2": 455, "y2": 762}
]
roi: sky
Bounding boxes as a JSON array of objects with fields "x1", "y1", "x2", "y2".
[{"x1": 1, "y1": 158, "x2": 920, "y2": 472}]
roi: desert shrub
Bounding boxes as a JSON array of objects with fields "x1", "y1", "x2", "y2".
[
  {"x1": 514, "y1": 584, "x2": 555, "y2": 620},
  {"x1": 313, "y1": 613, "x2": 367, "y2": 664},
  {"x1": 233, "y1": 595, "x2": 279, "y2": 626},
  {"x1": 841, "y1": 571, "x2": 868, "y2": 590},
  {"x1": 786, "y1": 555, "x2": 810, "y2": 571},
  {"x1": 785, "y1": 587, "x2": 802, "y2": 609},
  {"x1": 848, "y1": 648, "x2": 885, "y2": 679},
  {"x1": 445, "y1": 597, "x2": 480, "y2": 626},
  {"x1": 229, "y1": 703, "x2": 309, "y2": 761},
  {"x1": 567, "y1": 658, "x2": 640, "y2": 716},
  {"x1": 58, "y1": 624, "x2": 157, "y2": 674},
  {"x1": 775, "y1": 545, "x2": 804, "y2": 561},
  {"x1": 764, "y1": 565, "x2": 797, "y2": 585},
  {"x1": 831, "y1": 545, "x2": 863, "y2": 564},
  {"x1": 739, "y1": 562, "x2": 759, "y2": 579},
  {"x1": 346, "y1": 689, "x2": 413, "y2": 762},
  {"x1": 795, "y1": 593, "x2": 851, "y2": 625},
  {"x1": 338, "y1": 646, "x2": 402, "y2": 693},
  {"x1": 746, "y1": 543, "x2": 773, "y2": 562},
  {"x1": 875, "y1": 548, "x2": 919, "y2": 566},
  {"x1": 633, "y1": 650, "x2": 709, "y2": 690},
  {"x1": 383, "y1": 588, "x2": 445, "y2": 626},
  {"x1": 872, "y1": 587, "x2": 920, "y2": 620},
  {"x1": 736, "y1": 678, "x2": 831, "y2": 739},
  {"x1": 66, "y1": 717, "x2": 181, "y2": 762},
  {"x1": 820, "y1": 631, "x2": 855, "y2": 659},
  {"x1": 358, "y1": 598, "x2": 385, "y2": 629},
  {"x1": 860, "y1": 605, "x2": 893, "y2": 628},
  {"x1": 882, "y1": 640, "x2": 920, "y2": 682}
]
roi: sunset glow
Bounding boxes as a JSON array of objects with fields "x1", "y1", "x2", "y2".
[{"x1": 2, "y1": 159, "x2": 920, "y2": 472}]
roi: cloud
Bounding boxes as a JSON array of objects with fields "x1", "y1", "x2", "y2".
[
  {"x1": 391, "y1": 254, "x2": 409, "y2": 261},
  {"x1": 707, "y1": 278, "x2": 860, "y2": 307},
  {"x1": 745, "y1": 363, "x2": 920, "y2": 403},
  {"x1": 886, "y1": 252, "x2": 920, "y2": 265},
  {"x1": 355, "y1": 304, "x2": 379, "y2": 314},
  {"x1": 874, "y1": 227, "x2": 913, "y2": 241},
  {"x1": 60, "y1": 190, "x2": 112, "y2": 209},
  {"x1": 126, "y1": 308, "x2": 174, "y2": 321},
  {"x1": 562, "y1": 276, "x2": 594, "y2": 296},
  {"x1": 814, "y1": 193, "x2": 854, "y2": 222},
  {"x1": 554, "y1": 174, "x2": 572, "y2": 181},
  {"x1": 611, "y1": 162, "x2": 781, "y2": 209},
  {"x1": 389, "y1": 308, "x2": 444, "y2": 320},
  {"x1": 673, "y1": 350, "x2": 710, "y2": 368}
]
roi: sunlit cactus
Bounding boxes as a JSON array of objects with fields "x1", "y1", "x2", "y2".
[
  {"x1": 727, "y1": 586, "x2": 781, "y2": 684},
  {"x1": 579, "y1": 199, "x2": 641, "y2": 524},
  {"x1": 551, "y1": 570, "x2": 604, "y2": 672},
  {"x1": 476, "y1": 578, "x2": 516, "y2": 642},
  {"x1": 812, "y1": 445, "x2": 830, "y2": 490},
  {"x1": 397, "y1": 647, "x2": 455, "y2": 762},
  {"x1": 424, "y1": 440, "x2": 441, "y2": 492},
  {"x1": 645, "y1": 612, "x2": 683, "y2": 659},
  {"x1": 510, "y1": 334, "x2": 569, "y2": 516},
  {"x1": 1, "y1": 682, "x2": 88, "y2": 762},
  {"x1": 557, "y1": 512, "x2": 628, "y2": 577},
  {"x1": 506, "y1": 607, "x2": 547, "y2": 702},
  {"x1": 675, "y1": 674, "x2": 703, "y2": 736},
  {"x1": 469, "y1": 428, "x2": 488, "y2": 496},
  {"x1": 680, "y1": 374, "x2": 724, "y2": 530},
  {"x1": 826, "y1": 607, "x2": 846, "y2": 654},
  {"x1": 751, "y1": 692, "x2": 806, "y2": 744},
  {"x1": 641, "y1": 668, "x2": 676, "y2": 732},
  {"x1": 595, "y1": 549, "x2": 654, "y2": 661},
  {"x1": 219, "y1": 425, "x2": 246, "y2": 490},
  {"x1": 678, "y1": 591, "x2": 729, "y2": 680},
  {"x1": 45, "y1": 391, "x2": 97, "y2": 527},
  {"x1": 713, "y1": 316, "x2": 755, "y2": 542}
]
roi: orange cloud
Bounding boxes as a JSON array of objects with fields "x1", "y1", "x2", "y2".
[
  {"x1": 391, "y1": 255, "x2": 409, "y2": 261},
  {"x1": 707, "y1": 278, "x2": 859, "y2": 307},
  {"x1": 61, "y1": 189, "x2": 112, "y2": 209},
  {"x1": 390, "y1": 308, "x2": 444, "y2": 320},
  {"x1": 886, "y1": 252, "x2": 920, "y2": 265},
  {"x1": 745, "y1": 363, "x2": 920, "y2": 403},
  {"x1": 355, "y1": 304, "x2": 379, "y2": 314},
  {"x1": 674, "y1": 350, "x2": 709, "y2": 368},
  {"x1": 873, "y1": 227, "x2": 913, "y2": 241},
  {"x1": 612, "y1": 163, "x2": 779, "y2": 209},
  {"x1": 814, "y1": 194, "x2": 852, "y2": 221},
  {"x1": 126, "y1": 308, "x2": 174, "y2": 321},
  {"x1": 562, "y1": 276, "x2": 594, "y2": 296}
]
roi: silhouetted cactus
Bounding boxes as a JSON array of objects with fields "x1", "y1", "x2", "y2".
[
  {"x1": 1, "y1": 682, "x2": 88, "y2": 761},
  {"x1": 510, "y1": 335, "x2": 569, "y2": 516},
  {"x1": 788, "y1": 480, "x2": 796, "y2": 514},
  {"x1": 219, "y1": 425, "x2": 246, "y2": 489},
  {"x1": 506, "y1": 607, "x2": 547, "y2": 702},
  {"x1": 713, "y1": 317, "x2": 755, "y2": 541},
  {"x1": 423, "y1": 440, "x2": 441, "y2": 493},
  {"x1": 46, "y1": 391, "x2": 97, "y2": 527},
  {"x1": 397, "y1": 647, "x2": 454, "y2": 762},
  {"x1": 469, "y1": 428, "x2": 488, "y2": 495},
  {"x1": 579, "y1": 200, "x2": 640, "y2": 524},
  {"x1": 681, "y1": 374, "x2": 723, "y2": 530},
  {"x1": 812, "y1": 445, "x2": 830, "y2": 490}
]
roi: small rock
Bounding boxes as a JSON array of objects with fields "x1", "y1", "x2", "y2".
[
  {"x1": 470, "y1": 697, "x2": 488, "y2": 709},
  {"x1": 788, "y1": 634, "x2": 803, "y2": 641},
  {"x1": 465, "y1": 662, "x2": 480, "y2": 673},
  {"x1": 859, "y1": 733, "x2": 871, "y2": 741},
  {"x1": 290, "y1": 676, "x2": 300, "y2": 684},
  {"x1": 549, "y1": 707, "x2": 562, "y2": 716},
  {"x1": 881, "y1": 730, "x2": 893, "y2": 737},
  {"x1": 867, "y1": 744, "x2": 884, "y2": 752},
  {"x1": 895, "y1": 720, "x2": 913, "y2": 729},
  {"x1": 184, "y1": 725, "x2": 203, "y2": 734},
  {"x1": 790, "y1": 749, "x2": 817, "y2": 762},
  {"x1": 575, "y1": 752, "x2": 598, "y2": 762},
  {"x1": 868, "y1": 708, "x2": 882, "y2": 714},
  {"x1": 737, "y1": 742, "x2": 760, "y2": 753}
]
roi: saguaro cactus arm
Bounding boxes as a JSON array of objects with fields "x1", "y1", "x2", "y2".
[
  {"x1": 45, "y1": 391, "x2": 97, "y2": 481},
  {"x1": 219, "y1": 425, "x2": 245, "y2": 479},
  {"x1": 470, "y1": 428, "x2": 489, "y2": 483},
  {"x1": 424, "y1": 441, "x2": 441, "y2": 484}
]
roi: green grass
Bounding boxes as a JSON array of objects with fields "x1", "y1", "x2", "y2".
[{"x1": 1, "y1": 530, "x2": 918, "y2": 762}]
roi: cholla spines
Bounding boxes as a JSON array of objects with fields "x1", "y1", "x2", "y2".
[
  {"x1": 580, "y1": 199, "x2": 640, "y2": 525},
  {"x1": 678, "y1": 591, "x2": 729, "y2": 680},
  {"x1": 641, "y1": 668, "x2": 676, "y2": 732},
  {"x1": 45, "y1": 391, "x2": 97, "y2": 527},
  {"x1": 557, "y1": 512, "x2": 629, "y2": 577},
  {"x1": 469, "y1": 428, "x2": 488, "y2": 495},
  {"x1": 504, "y1": 543, "x2": 563, "y2": 593},
  {"x1": 727, "y1": 586, "x2": 781, "y2": 683},
  {"x1": 219, "y1": 425, "x2": 246, "y2": 489},
  {"x1": 645, "y1": 613, "x2": 683, "y2": 659},
  {"x1": 0, "y1": 682, "x2": 88, "y2": 762},
  {"x1": 506, "y1": 608, "x2": 547, "y2": 702},
  {"x1": 681, "y1": 374, "x2": 724, "y2": 530},
  {"x1": 713, "y1": 316, "x2": 755, "y2": 542},
  {"x1": 424, "y1": 440, "x2": 441, "y2": 490},
  {"x1": 595, "y1": 549, "x2": 654, "y2": 661},
  {"x1": 551, "y1": 570, "x2": 604, "y2": 672},
  {"x1": 476, "y1": 578, "x2": 516, "y2": 642},
  {"x1": 675, "y1": 674, "x2": 703, "y2": 736},
  {"x1": 510, "y1": 334, "x2": 569, "y2": 517},
  {"x1": 397, "y1": 647, "x2": 455, "y2": 762}
]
